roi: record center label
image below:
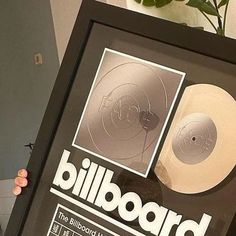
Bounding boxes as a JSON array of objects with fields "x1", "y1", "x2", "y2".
[{"x1": 51, "y1": 150, "x2": 212, "y2": 236}]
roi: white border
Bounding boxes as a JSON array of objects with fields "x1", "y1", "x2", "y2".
[
  {"x1": 50, "y1": 188, "x2": 146, "y2": 236},
  {"x1": 47, "y1": 202, "x2": 120, "y2": 236},
  {"x1": 72, "y1": 48, "x2": 186, "y2": 178}
]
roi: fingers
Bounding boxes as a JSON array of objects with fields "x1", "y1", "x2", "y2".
[
  {"x1": 13, "y1": 185, "x2": 22, "y2": 196},
  {"x1": 17, "y1": 169, "x2": 28, "y2": 178},
  {"x1": 13, "y1": 169, "x2": 28, "y2": 196},
  {"x1": 15, "y1": 176, "x2": 28, "y2": 187}
]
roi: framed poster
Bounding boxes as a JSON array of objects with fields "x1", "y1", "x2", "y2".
[{"x1": 6, "y1": 0, "x2": 236, "y2": 235}]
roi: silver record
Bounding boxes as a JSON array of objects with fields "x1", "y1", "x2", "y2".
[
  {"x1": 172, "y1": 113, "x2": 217, "y2": 165},
  {"x1": 85, "y1": 62, "x2": 168, "y2": 160}
]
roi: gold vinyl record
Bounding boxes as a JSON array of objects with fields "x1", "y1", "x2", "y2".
[{"x1": 155, "y1": 84, "x2": 236, "y2": 194}]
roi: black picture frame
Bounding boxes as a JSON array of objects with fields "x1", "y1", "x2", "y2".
[{"x1": 5, "y1": 0, "x2": 236, "y2": 235}]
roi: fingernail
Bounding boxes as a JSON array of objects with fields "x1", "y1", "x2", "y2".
[{"x1": 13, "y1": 186, "x2": 22, "y2": 196}]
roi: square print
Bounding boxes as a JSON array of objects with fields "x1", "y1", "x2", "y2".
[{"x1": 72, "y1": 48, "x2": 185, "y2": 177}]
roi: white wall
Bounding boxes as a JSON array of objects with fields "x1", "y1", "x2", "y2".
[{"x1": 50, "y1": 0, "x2": 82, "y2": 63}]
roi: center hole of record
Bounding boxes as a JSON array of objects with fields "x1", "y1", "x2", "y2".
[
  {"x1": 62, "y1": 171, "x2": 70, "y2": 180},
  {"x1": 105, "y1": 192, "x2": 113, "y2": 202},
  {"x1": 184, "y1": 231, "x2": 194, "y2": 236},
  {"x1": 126, "y1": 202, "x2": 135, "y2": 212},
  {"x1": 146, "y1": 212, "x2": 155, "y2": 222},
  {"x1": 192, "y1": 136, "x2": 196, "y2": 142},
  {"x1": 172, "y1": 113, "x2": 217, "y2": 164}
]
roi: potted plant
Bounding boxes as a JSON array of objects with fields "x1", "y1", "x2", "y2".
[{"x1": 126, "y1": 0, "x2": 234, "y2": 37}]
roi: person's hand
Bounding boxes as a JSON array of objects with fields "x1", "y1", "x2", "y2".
[{"x1": 13, "y1": 169, "x2": 28, "y2": 196}]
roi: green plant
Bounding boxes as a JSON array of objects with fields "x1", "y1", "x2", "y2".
[{"x1": 134, "y1": 0, "x2": 230, "y2": 36}]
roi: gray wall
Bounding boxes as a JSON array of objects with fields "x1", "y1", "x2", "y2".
[{"x1": 0, "y1": 0, "x2": 60, "y2": 179}]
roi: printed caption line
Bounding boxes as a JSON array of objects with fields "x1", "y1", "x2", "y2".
[{"x1": 50, "y1": 188, "x2": 145, "y2": 236}]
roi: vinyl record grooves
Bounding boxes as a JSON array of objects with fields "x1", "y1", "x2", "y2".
[
  {"x1": 86, "y1": 62, "x2": 167, "y2": 160},
  {"x1": 74, "y1": 49, "x2": 185, "y2": 175},
  {"x1": 155, "y1": 84, "x2": 236, "y2": 194}
]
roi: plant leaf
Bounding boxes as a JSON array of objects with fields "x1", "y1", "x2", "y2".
[
  {"x1": 134, "y1": 0, "x2": 142, "y2": 3},
  {"x1": 205, "y1": 1, "x2": 215, "y2": 10},
  {"x1": 155, "y1": 0, "x2": 173, "y2": 8},
  {"x1": 186, "y1": 0, "x2": 203, "y2": 7},
  {"x1": 218, "y1": 0, "x2": 229, "y2": 8},
  {"x1": 142, "y1": 0, "x2": 156, "y2": 6},
  {"x1": 186, "y1": 0, "x2": 221, "y2": 17},
  {"x1": 201, "y1": 2, "x2": 221, "y2": 17}
]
